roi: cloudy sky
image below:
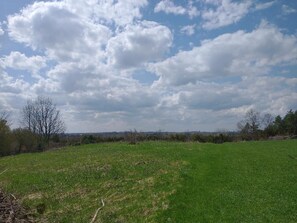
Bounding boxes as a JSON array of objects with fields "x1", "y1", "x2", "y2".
[{"x1": 0, "y1": 0, "x2": 297, "y2": 133}]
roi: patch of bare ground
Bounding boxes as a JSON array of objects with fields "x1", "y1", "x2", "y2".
[{"x1": 0, "y1": 190, "x2": 35, "y2": 223}]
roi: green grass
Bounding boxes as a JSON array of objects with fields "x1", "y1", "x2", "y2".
[{"x1": 0, "y1": 140, "x2": 297, "y2": 222}]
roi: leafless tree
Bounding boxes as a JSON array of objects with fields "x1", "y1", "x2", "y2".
[
  {"x1": 0, "y1": 111, "x2": 10, "y2": 125},
  {"x1": 261, "y1": 113, "x2": 274, "y2": 129},
  {"x1": 21, "y1": 97, "x2": 65, "y2": 143},
  {"x1": 237, "y1": 109, "x2": 261, "y2": 134}
]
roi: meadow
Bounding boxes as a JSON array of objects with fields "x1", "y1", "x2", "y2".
[{"x1": 0, "y1": 140, "x2": 297, "y2": 222}]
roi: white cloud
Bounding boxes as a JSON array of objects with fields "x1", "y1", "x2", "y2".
[
  {"x1": 1, "y1": 0, "x2": 297, "y2": 132},
  {"x1": 237, "y1": 76, "x2": 297, "y2": 115},
  {"x1": 188, "y1": 2, "x2": 200, "y2": 18},
  {"x1": 107, "y1": 21, "x2": 173, "y2": 69},
  {"x1": 150, "y1": 74, "x2": 297, "y2": 130},
  {"x1": 0, "y1": 66, "x2": 30, "y2": 96},
  {"x1": 0, "y1": 24, "x2": 4, "y2": 36},
  {"x1": 202, "y1": 0, "x2": 252, "y2": 30},
  {"x1": 8, "y1": 1, "x2": 112, "y2": 62},
  {"x1": 154, "y1": 0, "x2": 199, "y2": 18},
  {"x1": 30, "y1": 64, "x2": 163, "y2": 132},
  {"x1": 7, "y1": 0, "x2": 165, "y2": 68},
  {"x1": 154, "y1": 0, "x2": 186, "y2": 15},
  {"x1": 1, "y1": 51, "x2": 46, "y2": 77},
  {"x1": 177, "y1": 82, "x2": 252, "y2": 111},
  {"x1": 151, "y1": 22, "x2": 297, "y2": 86},
  {"x1": 37, "y1": 61, "x2": 113, "y2": 94},
  {"x1": 180, "y1": 24, "x2": 196, "y2": 36},
  {"x1": 282, "y1": 5, "x2": 297, "y2": 15},
  {"x1": 28, "y1": 57, "x2": 159, "y2": 114},
  {"x1": 144, "y1": 21, "x2": 297, "y2": 129},
  {"x1": 254, "y1": 1, "x2": 276, "y2": 11},
  {"x1": 203, "y1": 0, "x2": 221, "y2": 5},
  {"x1": 3, "y1": 0, "x2": 174, "y2": 132},
  {"x1": 65, "y1": 0, "x2": 148, "y2": 26}
]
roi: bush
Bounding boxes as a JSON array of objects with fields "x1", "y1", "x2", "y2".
[
  {"x1": 191, "y1": 133, "x2": 207, "y2": 143},
  {"x1": 12, "y1": 128, "x2": 39, "y2": 153},
  {"x1": 125, "y1": 130, "x2": 140, "y2": 144},
  {"x1": 169, "y1": 133, "x2": 191, "y2": 142},
  {"x1": 81, "y1": 135, "x2": 97, "y2": 144},
  {"x1": 0, "y1": 119, "x2": 13, "y2": 156}
]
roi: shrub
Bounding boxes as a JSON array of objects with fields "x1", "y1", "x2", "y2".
[
  {"x1": 0, "y1": 119, "x2": 13, "y2": 156},
  {"x1": 125, "y1": 130, "x2": 139, "y2": 144},
  {"x1": 81, "y1": 135, "x2": 97, "y2": 144},
  {"x1": 12, "y1": 128, "x2": 39, "y2": 153}
]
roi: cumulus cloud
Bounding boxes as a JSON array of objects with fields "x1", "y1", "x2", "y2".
[
  {"x1": 151, "y1": 22, "x2": 297, "y2": 86},
  {"x1": 8, "y1": 1, "x2": 112, "y2": 61},
  {"x1": 0, "y1": 67, "x2": 30, "y2": 96},
  {"x1": 1, "y1": 0, "x2": 297, "y2": 132},
  {"x1": 180, "y1": 24, "x2": 196, "y2": 36},
  {"x1": 154, "y1": 0, "x2": 186, "y2": 15},
  {"x1": 201, "y1": 0, "x2": 252, "y2": 30},
  {"x1": 28, "y1": 57, "x2": 159, "y2": 115},
  {"x1": 154, "y1": 0, "x2": 199, "y2": 18},
  {"x1": 178, "y1": 83, "x2": 251, "y2": 111},
  {"x1": 68, "y1": 83, "x2": 158, "y2": 113},
  {"x1": 3, "y1": 0, "x2": 173, "y2": 131},
  {"x1": 188, "y1": 2, "x2": 200, "y2": 18},
  {"x1": 35, "y1": 69, "x2": 161, "y2": 132},
  {"x1": 0, "y1": 51, "x2": 46, "y2": 77},
  {"x1": 35, "y1": 60, "x2": 121, "y2": 97},
  {"x1": 65, "y1": 0, "x2": 148, "y2": 26},
  {"x1": 150, "y1": 74, "x2": 297, "y2": 130},
  {"x1": 7, "y1": 0, "x2": 167, "y2": 68},
  {"x1": 237, "y1": 76, "x2": 297, "y2": 115},
  {"x1": 107, "y1": 21, "x2": 172, "y2": 69}
]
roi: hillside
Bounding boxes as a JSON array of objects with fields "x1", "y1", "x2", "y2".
[{"x1": 0, "y1": 140, "x2": 297, "y2": 222}]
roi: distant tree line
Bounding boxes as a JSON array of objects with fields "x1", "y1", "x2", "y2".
[
  {"x1": 1, "y1": 100, "x2": 296, "y2": 157},
  {"x1": 65, "y1": 131, "x2": 236, "y2": 146},
  {"x1": 72, "y1": 109, "x2": 297, "y2": 145}
]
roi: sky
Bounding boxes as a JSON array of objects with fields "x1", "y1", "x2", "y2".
[{"x1": 0, "y1": 0, "x2": 297, "y2": 133}]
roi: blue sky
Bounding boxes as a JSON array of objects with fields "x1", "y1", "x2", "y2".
[{"x1": 0, "y1": 0, "x2": 297, "y2": 133}]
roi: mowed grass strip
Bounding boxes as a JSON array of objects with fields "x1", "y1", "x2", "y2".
[
  {"x1": 0, "y1": 140, "x2": 297, "y2": 222},
  {"x1": 158, "y1": 140, "x2": 297, "y2": 223}
]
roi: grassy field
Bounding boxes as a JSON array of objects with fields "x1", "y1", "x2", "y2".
[{"x1": 0, "y1": 140, "x2": 297, "y2": 222}]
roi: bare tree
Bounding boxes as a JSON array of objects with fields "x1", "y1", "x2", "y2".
[
  {"x1": 237, "y1": 109, "x2": 262, "y2": 140},
  {"x1": 21, "y1": 100, "x2": 35, "y2": 132},
  {"x1": 261, "y1": 113, "x2": 274, "y2": 129},
  {"x1": 238, "y1": 109, "x2": 261, "y2": 133},
  {"x1": 0, "y1": 111, "x2": 11, "y2": 126},
  {"x1": 21, "y1": 97, "x2": 65, "y2": 143}
]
